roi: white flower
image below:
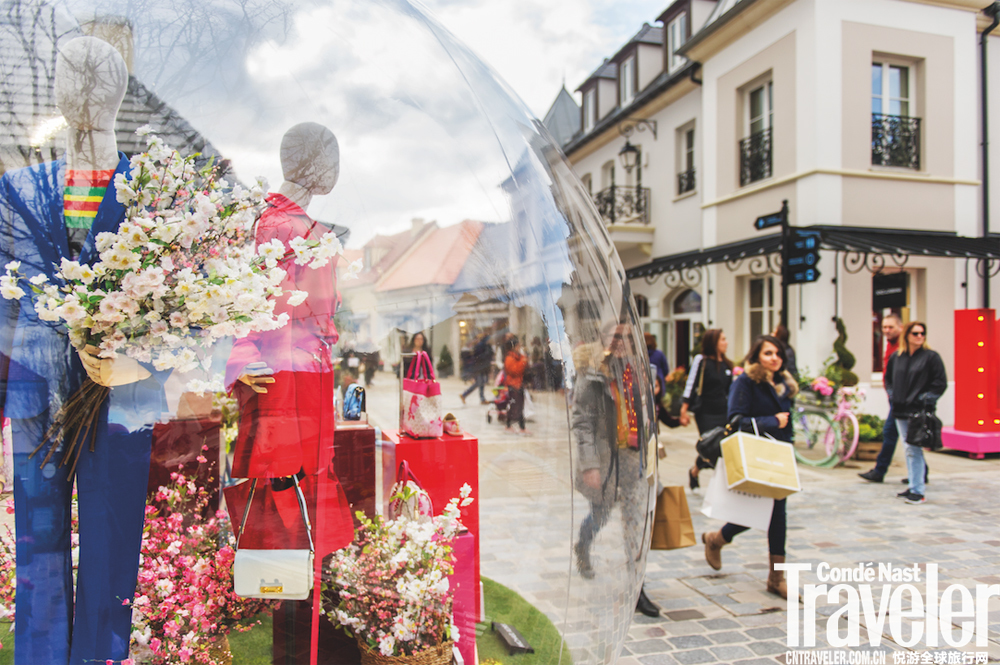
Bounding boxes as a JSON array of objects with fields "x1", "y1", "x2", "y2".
[
  {"x1": 344, "y1": 258, "x2": 363, "y2": 280},
  {"x1": 28, "y1": 274, "x2": 48, "y2": 286},
  {"x1": 136, "y1": 124, "x2": 154, "y2": 136},
  {"x1": 286, "y1": 290, "x2": 308, "y2": 307},
  {"x1": 0, "y1": 283, "x2": 25, "y2": 300},
  {"x1": 4, "y1": 261, "x2": 20, "y2": 271},
  {"x1": 378, "y1": 634, "x2": 396, "y2": 657}
]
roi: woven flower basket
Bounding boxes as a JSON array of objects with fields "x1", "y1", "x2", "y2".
[
  {"x1": 206, "y1": 634, "x2": 233, "y2": 665},
  {"x1": 357, "y1": 639, "x2": 453, "y2": 665}
]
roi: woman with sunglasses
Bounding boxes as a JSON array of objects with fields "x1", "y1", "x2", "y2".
[{"x1": 884, "y1": 321, "x2": 947, "y2": 504}]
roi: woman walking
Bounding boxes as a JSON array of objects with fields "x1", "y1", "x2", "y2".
[
  {"x1": 680, "y1": 329, "x2": 734, "y2": 489},
  {"x1": 701, "y1": 335, "x2": 796, "y2": 598},
  {"x1": 885, "y1": 321, "x2": 947, "y2": 504},
  {"x1": 503, "y1": 336, "x2": 529, "y2": 434}
]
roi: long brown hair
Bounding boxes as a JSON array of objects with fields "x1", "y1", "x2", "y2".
[
  {"x1": 700, "y1": 328, "x2": 733, "y2": 370},
  {"x1": 898, "y1": 321, "x2": 931, "y2": 355},
  {"x1": 744, "y1": 334, "x2": 787, "y2": 369}
]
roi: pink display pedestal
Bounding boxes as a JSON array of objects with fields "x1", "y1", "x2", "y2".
[{"x1": 941, "y1": 427, "x2": 1000, "y2": 459}]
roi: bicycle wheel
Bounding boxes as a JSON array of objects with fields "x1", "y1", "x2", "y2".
[
  {"x1": 794, "y1": 410, "x2": 840, "y2": 466},
  {"x1": 835, "y1": 412, "x2": 860, "y2": 461}
]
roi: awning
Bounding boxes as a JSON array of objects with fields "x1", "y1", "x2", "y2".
[{"x1": 626, "y1": 225, "x2": 1000, "y2": 279}]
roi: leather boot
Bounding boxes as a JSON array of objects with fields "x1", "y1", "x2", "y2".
[
  {"x1": 702, "y1": 530, "x2": 726, "y2": 570},
  {"x1": 767, "y1": 554, "x2": 788, "y2": 599}
]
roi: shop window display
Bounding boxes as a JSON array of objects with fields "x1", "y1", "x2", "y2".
[{"x1": 0, "y1": 1, "x2": 656, "y2": 664}]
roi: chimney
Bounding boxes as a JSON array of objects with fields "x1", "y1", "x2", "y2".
[{"x1": 410, "y1": 218, "x2": 425, "y2": 236}]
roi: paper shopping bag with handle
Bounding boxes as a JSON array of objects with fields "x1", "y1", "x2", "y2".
[
  {"x1": 721, "y1": 426, "x2": 801, "y2": 499},
  {"x1": 650, "y1": 486, "x2": 696, "y2": 550}
]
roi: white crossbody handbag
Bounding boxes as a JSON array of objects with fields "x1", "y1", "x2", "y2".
[{"x1": 232, "y1": 476, "x2": 315, "y2": 600}]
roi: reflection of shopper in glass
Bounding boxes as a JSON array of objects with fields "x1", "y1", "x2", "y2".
[
  {"x1": 886, "y1": 321, "x2": 946, "y2": 505},
  {"x1": 701, "y1": 335, "x2": 795, "y2": 598},
  {"x1": 572, "y1": 324, "x2": 655, "y2": 610},
  {"x1": 503, "y1": 336, "x2": 529, "y2": 434},
  {"x1": 680, "y1": 329, "x2": 734, "y2": 489},
  {"x1": 460, "y1": 333, "x2": 491, "y2": 405},
  {"x1": 402, "y1": 331, "x2": 432, "y2": 376}
]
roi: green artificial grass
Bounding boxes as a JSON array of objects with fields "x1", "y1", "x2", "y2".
[
  {"x1": 476, "y1": 577, "x2": 570, "y2": 665},
  {"x1": 229, "y1": 610, "x2": 273, "y2": 664},
  {"x1": 0, "y1": 622, "x2": 11, "y2": 665}
]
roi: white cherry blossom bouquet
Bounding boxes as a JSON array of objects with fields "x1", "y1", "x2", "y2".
[
  {"x1": 327, "y1": 482, "x2": 473, "y2": 659},
  {"x1": 0, "y1": 127, "x2": 349, "y2": 465}
]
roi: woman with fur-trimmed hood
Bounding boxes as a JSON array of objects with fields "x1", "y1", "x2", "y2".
[{"x1": 701, "y1": 335, "x2": 797, "y2": 599}]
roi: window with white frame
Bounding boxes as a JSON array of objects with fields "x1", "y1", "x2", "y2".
[
  {"x1": 620, "y1": 56, "x2": 635, "y2": 106},
  {"x1": 745, "y1": 276, "x2": 777, "y2": 345},
  {"x1": 740, "y1": 80, "x2": 773, "y2": 186},
  {"x1": 601, "y1": 160, "x2": 615, "y2": 189},
  {"x1": 676, "y1": 122, "x2": 696, "y2": 194},
  {"x1": 667, "y1": 13, "x2": 688, "y2": 72},
  {"x1": 583, "y1": 88, "x2": 596, "y2": 133},
  {"x1": 581, "y1": 173, "x2": 592, "y2": 195},
  {"x1": 871, "y1": 60, "x2": 920, "y2": 170},
  {"x1": 871, "y1": 62, "x2": 912, "y2": 117}
]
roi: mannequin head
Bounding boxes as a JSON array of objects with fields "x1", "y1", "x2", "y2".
[
  {"x1": 280, "y1": 122, "x2": 340, "y2": 195},
  {"x1": 55, "y1": 36, "x2": 128, "y2": 131}
]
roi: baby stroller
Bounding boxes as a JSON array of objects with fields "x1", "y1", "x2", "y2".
[{"x1": 486, "y1": 370, "x2": 511, "y2": 424}]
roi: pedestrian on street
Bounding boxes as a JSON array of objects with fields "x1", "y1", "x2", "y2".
[
  {"x1": 701, "y1": 335, "x2": 795, "y2": 599},
  {"x1": 885, "y1": 321, "x2": 947, "y2": 505},
  {"x1": 402, "y1": 331, "x2": 432, "y2": 376},
  {"x1": 460, "y1": 333, "x2": 492, "y2": 405},
  {"x1": 503, "y1": 336, "x2": 529, "y2": 434},
  {"x1": 680, "y1": 329, "x2": 734, "y2": 489},
  {"x1": 645, "y1": 333, "x2": 670, "y2": 386},
  {"x1": 859, "y1": 313, "x2": 915, "y2": 484}
]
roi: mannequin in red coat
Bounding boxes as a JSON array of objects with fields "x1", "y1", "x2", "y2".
[{"x1": 225, "y1": 122, "x2": 351, "y2": 556}]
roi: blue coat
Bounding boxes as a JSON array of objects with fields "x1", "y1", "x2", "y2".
[{"x1": 727, "y1": 363, "x2": 798, "y2": 443}]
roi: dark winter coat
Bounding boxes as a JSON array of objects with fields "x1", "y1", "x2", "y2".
[
  {"x1": 885, "y1": 347, "x2": 947, "y2": 418},
  {"x1": 727, "y1": 363, "x2": 799, "y2": 443}
]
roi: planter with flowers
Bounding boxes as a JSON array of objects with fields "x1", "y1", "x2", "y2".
[
  {"x1": 127, "y1": 456, "x2": 275, "y2": 664},
  {"x1": 326, "y1": 482, "x2": 472, "y2": 665}
]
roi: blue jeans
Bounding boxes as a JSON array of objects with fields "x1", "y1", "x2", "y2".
[
  {"x1": 461, "y1": 371, "x2": 488, "y2": 402},
  {"x1": 873, "y1": 407, "x2": 898, "y2": 475},
  {"x1": 896, "y1": 418, "x2": 926, "y2": 496}
]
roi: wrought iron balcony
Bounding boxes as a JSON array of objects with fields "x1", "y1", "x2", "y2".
[
  {"x1": 593, "y1": 185, "x2": 650, "y2": 225},
  {"x1": 677, "y1": 168, "x2": 696, "y2": 195},
  {"x1": 739, "y1": 127, "x2": 772, "y2": 186},
  {"x1": 872, "y1": 113, "x2": 921, "y2": 170}
]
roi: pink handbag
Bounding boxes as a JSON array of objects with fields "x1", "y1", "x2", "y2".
[{"x1": 402, "y1": 351, "x2": 443, "y2": 438}]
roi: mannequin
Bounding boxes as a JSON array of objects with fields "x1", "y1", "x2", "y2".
[
  {"x1": 0, "y1": 37, "x2": 164, "y2": 664},
  {"x1": 224, "y1": 121, "x2": 351, "y2": 547}
]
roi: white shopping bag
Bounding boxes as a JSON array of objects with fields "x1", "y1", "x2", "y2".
[
  {"x1": 523, "y1": 390, "x2": 535, "y2": 420},
  {"x1": 701, "y1": 457, "x2": 774, "y2": 530}
]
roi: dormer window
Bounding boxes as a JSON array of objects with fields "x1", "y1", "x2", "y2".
[
  {"x1": 583, "y1": 88, "x2": 596, "y2": 133},
  {"x1": 667, "y1": 12, "x2": 687, "y2": 72},
  {"x1": 620, "y1": 55, "x2": 636, "y2": 107}
]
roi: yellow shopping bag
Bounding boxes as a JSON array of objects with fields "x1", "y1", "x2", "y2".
[{"x1": 721, "y1": 431, "x2": 801, "y2": 499}]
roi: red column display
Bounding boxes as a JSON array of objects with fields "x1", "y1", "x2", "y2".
[{"x1": 943, "y1": 309, "x2": 1000, "y2": 458}]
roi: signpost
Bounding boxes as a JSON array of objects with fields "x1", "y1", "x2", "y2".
[{"x1": 751, "y1": 200, "x2": 822, "y2": 327}]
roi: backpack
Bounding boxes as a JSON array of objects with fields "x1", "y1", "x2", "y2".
[{"x1": 343, "y1": 383, "x2": 366, "y2": 421}]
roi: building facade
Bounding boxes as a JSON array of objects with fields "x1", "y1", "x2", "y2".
[{"x1": 550, "y1": 0, "x2": 1000, "y2": 423}]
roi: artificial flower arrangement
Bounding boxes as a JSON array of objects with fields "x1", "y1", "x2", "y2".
[
  {"x1": 0, "y1": 127, "x2": 354, "y2": 465},
  {"x1": 127, "y1": 453, "x2": 274, "y2": 664},
  {"x1": 327, "y1": 482, "x2": 473, "y2": 661}
]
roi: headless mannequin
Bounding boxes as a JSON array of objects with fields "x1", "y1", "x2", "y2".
[
  {"x1": 4, "y1": 36, "x2": 163, "y2": 665},
  {"x1": 239, "y1": 122, "x2": 340, "y2": 392},
  {"x1": 56, "y1": 37, "x2": 148, "y2": 387}
]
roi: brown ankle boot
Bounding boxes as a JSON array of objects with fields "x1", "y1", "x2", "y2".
[
  {"x1": 702, "y1": 531, "x2": 726, "y2": 570},
  {"x1": 767, "y1": 554, "x2": 788, "y2": 599}
]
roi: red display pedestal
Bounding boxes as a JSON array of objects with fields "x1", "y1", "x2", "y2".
[
  {"x1": 941, "y1": 426, "x2": 1000, "y2": 459},
  {"x1": 382, "y1": 429, "x2": 480, "y2": 665},
  {"x1": 148, "y1": 415, "x2": 222, "y2": 517}
]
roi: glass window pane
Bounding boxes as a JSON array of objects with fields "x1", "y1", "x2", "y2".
[
  {"x1": 890, "y1": 100, "x2": 901, "y2": 116},
  {"x1": 679, "y1": 14, "x2": 687, "y2": 45},
  {"x1": 872, "y1": 64, "x2": 882, "y2": 96},
  {"x1": 673, "y1": 289, "x2": 702, "y2": 314},
  {"x1": 750, "y1": 278, "x2": 764, "y2": 308},
  {"x1": 750, "y1": 311, "x2": 763, "y2": 341},
  {"x1": 750, "y1": 88, "x2": 763, "y2": 122},
  {"x1": 872, "y1": 97, "x2": 882, "y2": 114},
  {"x1": 894, "y1": 66, "x2": 909, "y2": 99},
  {"x1": 767, "y1": 276, "x2": 774, "y2": 304}
]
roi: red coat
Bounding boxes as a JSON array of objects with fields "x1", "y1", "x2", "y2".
[
  {"x1": 504, "y1": 351, "x2": 528, "y2": 389},
  {"x1": 226, "y1": 193, "x2": 340, "y2": 479}
]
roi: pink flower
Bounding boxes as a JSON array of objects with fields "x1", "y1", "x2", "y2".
[{"x1": 733, "y1": 366, "x2": 744, "y2": 376}]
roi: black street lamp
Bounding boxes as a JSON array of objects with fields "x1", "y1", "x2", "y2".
[{"x1": 618, "y1": 140, "x2": 643, "y2": 214}]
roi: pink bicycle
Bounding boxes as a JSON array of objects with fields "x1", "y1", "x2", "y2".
[{"x1": 794, "y1": 387, "x2": 860, "y2": 467}]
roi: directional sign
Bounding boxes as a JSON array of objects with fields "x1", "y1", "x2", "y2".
[
  {"x1": 785, "y1": 229, "x2": 822, "y2": 284},
  {"x1": 754, "y1": 211, "x2": 784, "y2": 231}
]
